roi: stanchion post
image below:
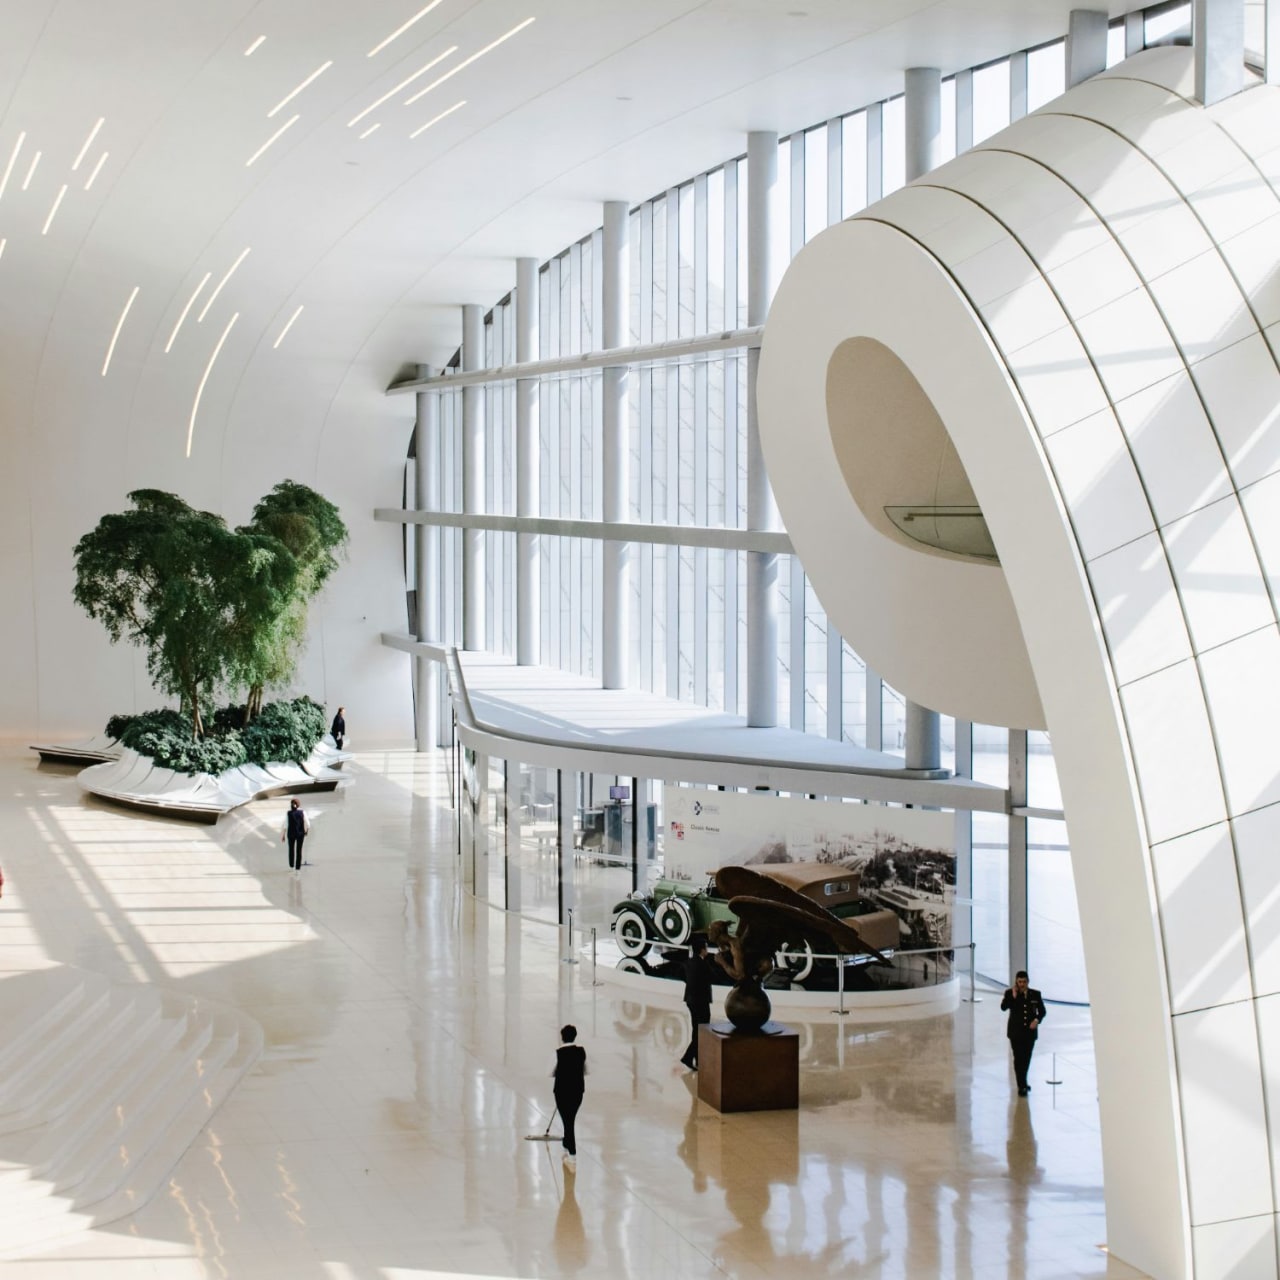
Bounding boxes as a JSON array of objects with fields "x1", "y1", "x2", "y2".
[
  {"x1": 963, "y1": 940, "x2": 982, "y2": 1003},
  {"x1": 590, "y1": 926, "x2": 603, "y2": 987},
  {"x1": 831, "y1": 957, "x2": 849, "y2": 1017},
  {"x1": 562, "y1": 906, "x2": 579, "y2": 965}
]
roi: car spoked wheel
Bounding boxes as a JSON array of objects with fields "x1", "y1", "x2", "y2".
[
  {"x1": 653, "y1": 896, "x2": 693, "y2": 946},
  {"x1": 616, "y1": 957, "x2": 647, "y2": 975},
  {"x1": 776, "y1": 939, "x2": 815, "y2": 985},
  {"x1": 613, "y1": 907, "x2": 652, "y2": 958}
]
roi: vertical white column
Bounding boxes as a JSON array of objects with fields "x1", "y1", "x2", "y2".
[
  {"x1": 1194, "y1": 0, "x2": 1245, "y2": 103},
  {"x1": 865, "y1": 103, "x2": 883, "y2": 204},
  {"x1": 954, "y1": 68, "x2": 974, "y2": 155},
  {"x1": 904, "y1": 67, "x2": 942, "y2": 182},
  {"x1": 902, "y1": 70, "x2": 943, "y2": 771},
  {"x1": 1125, "y1": 8, "x2": 1145, "y2": 57},
  {"x1": 1008, "y1": 50, "x2": 1028, "y2": 122},
  {"x1": 413, "y1": 370, "x2": 439, "y2": 751},
  {"x1": 1268, "y1": 0, "x2": 1280, "y2": 83},
  {"x1": 954, "y1": 721, "x2": 974, "y2": 965},
  {"x1": 1008, "y1": 729, "x2": 1029, "y2": 979},
  {"x1": 1066, "y1": 9, "x2": 1110, "y2": 87},
  {"x1": 462, "y1": 303, "x2": 485, "y2": 650},
  {"x1": 515, "y1": 258, "x2": 539, "y2": 667},
  {"x1": 601, "y1": 200, "x2": 631, "y2": 690},
  {"x1": 746, "y1": 131, "x2": 779, "y2": 728}
]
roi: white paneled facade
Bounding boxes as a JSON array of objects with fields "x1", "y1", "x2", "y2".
[{"x1": 759, "y1": 43, "x2": 1280, "y2": 1280}]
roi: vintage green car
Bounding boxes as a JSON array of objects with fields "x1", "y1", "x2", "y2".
[{"x1": 610, "y1": 861, "x2": 900, "y2": 982}]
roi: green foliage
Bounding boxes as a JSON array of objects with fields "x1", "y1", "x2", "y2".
[
  {"x1": 240, "y1": 697, "x2": 326, "y2": 767},
  {"x1": 107, "y1": 698, "x2": 326, "y2": 773},
  {"x1": 74, "y1": 483, "x2": 346, "y2": 732}
]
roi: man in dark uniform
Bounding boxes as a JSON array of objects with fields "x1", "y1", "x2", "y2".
[
  {"x1": 1001, "y1": 969, "x2": 1047, "y2": 1096},
  {"x1": 680, "y1": 934, "x2": 714, "y2": 1071}
]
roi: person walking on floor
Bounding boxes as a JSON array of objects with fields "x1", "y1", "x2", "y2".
[
  {"x1": 281, "y1": 798, "x2": 310, "y2": 873},
  {"x1": 552, "y1": 1024, "x2": 587, "y2": 1168},
  {"x1": 680, "y1": 934, "x2": 714, "y2": 1071},
  {"x1": 330, "y1": 706, "x2": 346, "y2": 750},
  {"x1": 1001, "y1": 969, "x2": 1047, "y2": 1096}
]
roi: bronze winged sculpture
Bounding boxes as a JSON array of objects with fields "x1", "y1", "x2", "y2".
[{"x1": 706, "y1": 865, "x2": 891, "y2": 1031}]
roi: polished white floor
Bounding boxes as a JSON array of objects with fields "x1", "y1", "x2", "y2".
[{"x1": 0, "y1": 745, "x2": 1145, "y2": 1279}]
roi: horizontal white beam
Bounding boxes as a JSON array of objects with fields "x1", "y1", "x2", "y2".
[
  {"x1": 374, "y1": 508, "x2": 794, "y2": 554},
  {"x1": 385, "y1": 326, "x2": 764, "y2": 395}
]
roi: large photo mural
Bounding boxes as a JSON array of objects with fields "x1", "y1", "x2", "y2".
[{"x1": 662, "y1": 788, "x2": 957, "y2": 951}]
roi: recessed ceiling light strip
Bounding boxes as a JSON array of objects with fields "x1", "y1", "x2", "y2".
[
  {"x1": 367, "y1": 0, "x2": 444, "y2": 58},
  {"x1": 102, "y1": 285, "x2": 140, "y2": 377},
  {"x1": 187, "y1": 312, "x2": 239, "y2": 457},
  {"x1": 165, "y1": 271, "x2": 212, "y2": 352},
  {"x1": 358, "y1": 123, "x2": 381, "y2": 140},
  {"x1": 268, "y1": 61, "x2": 333, "y2": 117},
  {"x1": 198, "y1": 248, "x2": 251, "y2": 322},
  {"x1": 403, "y1": 17, "x2": 533, "y2": 105},
  {"x1": 245, "y1": 35, "x2": 266, "y2": 56},
  {"x1": 0, "y1": 132, "x2": 26, "y2": 202},
  {"x1": 41, "y1": 184, "x2": 67, "y2": 234},
  {"x1": 21, "y1": 150, "x2": 41, "y2": 191},
  {"x1": 273, "y1": 305, "x2": 304, "y2": 348},
  {"x1": 71, "y1": 118, "x2": 104, "y2": 171},
  {"x1": 347, "y1": 46, "x2": 456, "y2": 127},
  {"x1": 83, "y1": 152, "x2": 108, "y2": 190},
  {"x1": 245, "y1": 114, "x2": 299, "y2": 167},
  {"x1": 409, "y1": 99, "x2": 465, "y2": 139}
]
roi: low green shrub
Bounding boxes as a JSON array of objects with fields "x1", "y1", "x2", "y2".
[{"x1": 106, "y1": 696, "x2": 326, "y2": 774}]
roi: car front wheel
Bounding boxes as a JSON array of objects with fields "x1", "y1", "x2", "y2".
[
  {"x1": 614, "y1": 907, "x2": 652, "y2": 958},
  {"x1": 776, "y1": 939, "x2": 815, "y2": 985},
  {"x1": 653, "y1": 896, "x2": 693, "y2": 946}
]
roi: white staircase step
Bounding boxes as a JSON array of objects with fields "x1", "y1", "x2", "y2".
[
  {"x1": 0, "y1": 986, "x2": 145, "y2": 1126},
  {"x1": 0, "y1": 969, "x2": 262, "y2": 1260},
  {"x1": 0, "y1": 1009, "x2": 190, "y2": 1181},
  {"x1": 0, "y1": 971, "x2": 95, "y2": 1079}
]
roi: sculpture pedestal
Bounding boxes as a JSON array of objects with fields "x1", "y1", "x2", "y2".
[{"x1": 697, "y1": 1020, "x2": 799, "y2": 1113}]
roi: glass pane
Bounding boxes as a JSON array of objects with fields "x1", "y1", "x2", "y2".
[
  {"x1": 804, "y1": 125, "x2": 827, "y2": 241},
  {"x1": 1028, "y1": 40, "x2": 1065, "y2": 110},
  {"x1": 973, "y1": 59, "x2": 1011, "y2": 143},
  {"x1": 841, "y1": 112, "x2": 868, "y2": 215},
  {"x1": 973, "y1": 812, "x2": 1009, "y2": 986},
  {"x1": 1028, "y1": 817, "x2": 1088, "y2": 1002},
  {"x1": 1146, "y1": 3, "x2": 1190, "y2": 45},
  {"x1": 882, "y1": 95, "x2": 905, "y2": 194}
]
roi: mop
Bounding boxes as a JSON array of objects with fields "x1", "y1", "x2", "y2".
[{"x1": 524, "y1": 1106, "x2": 560, "y2": 1141}]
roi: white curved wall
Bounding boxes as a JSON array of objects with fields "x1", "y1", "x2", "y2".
[{"x1": 760, "y1": 46, "x2": 1280, "y2": 1280}]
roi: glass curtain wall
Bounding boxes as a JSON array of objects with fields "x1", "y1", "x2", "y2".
[{"x1": 410, "y1": 14, "x2": 1183, "y2": 1000}]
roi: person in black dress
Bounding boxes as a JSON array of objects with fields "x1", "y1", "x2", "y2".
[
  {"x1": 330, "y1": 707, "x2": 346, "y2": 750},
  {"x1": 1001, "y1": 970, "x2": 1047, "y2": 1096},
  {"x1": 552, "y1": 1024, "x2": 587, "y2": 1166},
  {"x1": 680, "y1": 934, "x2": 714, "y2": 1070}
]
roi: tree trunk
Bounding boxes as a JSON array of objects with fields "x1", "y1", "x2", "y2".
[{"x1": 190, "y1": 683, "x2": 204, "y2": 738}]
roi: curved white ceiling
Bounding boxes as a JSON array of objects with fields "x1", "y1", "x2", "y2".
[{"x1": 0, "y1": 0, "x2": 1141, "y2": 738}]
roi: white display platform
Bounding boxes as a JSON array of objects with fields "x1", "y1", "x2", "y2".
[{"x1": 72, "y1": 741, "x2": 351, "y2": 823}]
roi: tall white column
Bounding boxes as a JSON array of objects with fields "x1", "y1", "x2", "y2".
[
  {"x1": 1194, "y1": 0, "x2": 1245, "y2": 103},
  {"x1": 1008, "y1": 729, "x2": 1029, "y2": 979},
  {"x1": 462, "y1": 303, "x2": 485, "y2": 651},
  {"x1": 1066, "y1": 9, "x2": 1109, "y2": 87},
  {"x1": 1125, "y1": 8, "x2": 1145, "y2": 57},
  {"x1": 1268, "y1": 0, "x2": 1280, "y2": 84},
  {"x1": 902, "y1": 72, "x2": 943, "y2": 769},
  {"x1": 1008, "y1": 50, "x2": 1028, "y2": 122},
  {"x1": 413, "y1": 370, "x2": 440, "y2": 751},
  {"x1": 904, "y1": 67, "x2": 942, "y2": 182},
  {"x1": 515, "y1": 258, "x2": 539, "y2": 666},
  {"x1": 953, "y1": 68, "x2": 974, "y2": 155},
  {"x1": 746, "y1": 131, "x2": 779, "y2": 728},
  {"x1": 601, "y1": 200, "x2": 631, "y2": 690}
]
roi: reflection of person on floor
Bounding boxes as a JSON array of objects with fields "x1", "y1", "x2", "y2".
[
  {"x1": 680, "y1": 934, "x2": 713, "y2": 1071},
  {"x1": 1001, "y1": 970, "x2": 1047, "y2": 1096},
  {"x1": 552, "y1": 1024, "x2": 587, "y2": 1168},
  {"x1": 552, "y1": 1160, "x2": 589, "y2": 1272}
]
